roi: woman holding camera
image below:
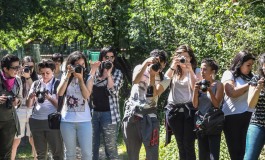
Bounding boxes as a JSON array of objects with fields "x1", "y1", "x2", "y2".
[
  {"x1": 11, "y1": 56, "x2": 38, "y2": 160},
  {"x1": 57, "y1": 51, "x2": 100, "y2": 160},
  {"x1": 91, "y1": 47, "x2": 123, "y2": 160},
  {"x1": 221, "y1": 51, "x2": 255, "y2": 160},
  {"x1": 122, "y1": 49, "x2": 169, "y2": 160},
  {"x1": 244, "y1": 53, "x2": 265, "y2": 160},
  {"x1": 192, "y1": 58, "x2": 224, "y2": 160},
  {"x1": 27, "y1": 59, "x2": 64, "y2": 160},
  {"x1": 0, "y1": 54, "x2": 23, "y2": 159},
  {"x1": 164, "y1": 45, "x2": 201, "y2": 160}
]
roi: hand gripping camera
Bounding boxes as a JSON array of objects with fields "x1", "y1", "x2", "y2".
[
  {"x1": 6, "y1": 95, "x2": 15, "y2": 109},
  {"x1": 101, "y1": 60, "x2": 112, "y2": 70},
  {"x1": 197, "y1": 79, "x2": 210, "y2": 92},
  {"x1": 36, "y1": 88, "x2": 48, "y2": 103}
]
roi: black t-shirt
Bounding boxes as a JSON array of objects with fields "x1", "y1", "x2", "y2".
[{"x1": 92, "y1": 78, "x2": 110, "y2": 112}]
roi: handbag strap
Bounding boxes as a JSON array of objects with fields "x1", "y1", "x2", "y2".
[{"x1": 57, "y1": 75, "x2": 73, "y2": 112}]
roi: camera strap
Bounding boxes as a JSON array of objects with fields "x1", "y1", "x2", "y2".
[{"x1": 31, "y1": 78, "x2": 58, "y2": 115}]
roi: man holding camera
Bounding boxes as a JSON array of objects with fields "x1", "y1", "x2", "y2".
[
  {"x1": 122, "y1": 49, "x2": 169, "y2": 160},
  {"x1": 91, "y1": 47, "x2": 123, "y2": 160},
  {"x1": 0, "y1": 54, "x2": 23, "y2": 159}
]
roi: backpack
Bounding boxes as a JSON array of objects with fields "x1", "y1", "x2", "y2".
[{"x1": 195, "y1": 108, "x2": 225, "y2": 136}]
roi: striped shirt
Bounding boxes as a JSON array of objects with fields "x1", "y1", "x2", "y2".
[
  {"x1": 94, "y1": 68, "x2": 123, "y2": 124},
  {"x1": 250, "y1": 75, "x2": 265, "y2": 127}
]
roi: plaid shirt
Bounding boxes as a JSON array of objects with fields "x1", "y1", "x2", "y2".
[{"x1": 95, "y1": 68, "x2": 123, "y2": 124}]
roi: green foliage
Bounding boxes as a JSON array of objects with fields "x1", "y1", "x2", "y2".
[{"x1": 1, "y1": 0, "x2": 264, "y2": 66}]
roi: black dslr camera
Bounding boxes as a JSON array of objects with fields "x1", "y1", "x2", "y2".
[
  {"x1": 6, "y1": 95, "x2": 15, "y2": 109},
  {"x1": 179, "y1": 56, "x2": 186, "y2": 63},
  {"x1": 197, "y1": 79, "x2": 210, "y2": 92},
  {"x1": 151, "y1": 62, "x2": 161, "y2": 72},
  {"x1": 101, "y1": 60, "x2": 112, "y2": 70},
  {"x1": 36, "y1": 88, "x2": 48, "y2": 103},
  {"x1": 23, "y1": 66, "x2": 31, "y2": 73},
  {"x1": 72, "y1": 64, "x2": 84, "y2": 73}
]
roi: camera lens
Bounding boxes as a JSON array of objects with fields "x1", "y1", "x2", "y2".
[
  {"x1": 200, "y1": 79, "x2": 210, "y2": 92},
  {"x1": 180, "y1": 57, "x2": 186, "y2": 63},
  {"x1": 74, "y1": 66, "x2": 82, "y2": 73},
  {"x1": 103, "y1": 61, "x2": 112, "y2": 70},
  {"x1": 201, "y1": 85, "x2": 208, "y2": 92},
  {"x1": 151, "y1": 63, "x2": 161, "y2": 72},
  {"x1": 23, "y1": 66, "x2": 30, "y2": 73}
]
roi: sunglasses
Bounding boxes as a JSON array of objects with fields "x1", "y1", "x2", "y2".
[
  {"x1": 105, "y1": 56, "x2": 114, "y2": 60},
  {"x1": 9, "y1": 66, "x2": 21, "y2": 71}
]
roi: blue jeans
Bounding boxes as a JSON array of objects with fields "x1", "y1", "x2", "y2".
[
  {"x1": 92, "y1": 111, "x2": 119, "y2": 160},
  {"x1": 244, "y1": 124, "x2": 265, "y2": 160},
  {"x1": 60, "y1": 121, "x2": 92, "y2": 160}
]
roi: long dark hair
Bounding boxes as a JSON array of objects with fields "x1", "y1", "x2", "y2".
[
  {"x1": 65, "y1": 51, "x2": 89, "y2": 79},
  {"x1": 21, "y1": 56, "x2": 38, "y2": 98},
  {"x1": 229, "y1": 50, "x2": 255, "y2": 79},
  {"x1": 98, "y1": 46, "x2": 118, "y2": 77},
  {"x1": 174, "y1": 45, "x2": 197, "y2": 78}
]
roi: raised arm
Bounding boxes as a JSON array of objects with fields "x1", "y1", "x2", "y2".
[
  {"x1": 133, "y1": 57, "x2": 157, "y2": 84},
  {"x1": 248, "y1": 77, "x2": 264, "y2": 108}
]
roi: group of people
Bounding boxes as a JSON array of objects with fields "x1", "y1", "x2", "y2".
[
  {"x1": 0, "y1": 44, "x2": 265, "y2": 160},
  {"x1": 123, "y1": 46, "x2": 265, "y2": 160},
  {"x1": 0, "y1": 46, "x2": 123, "y2": 160}
]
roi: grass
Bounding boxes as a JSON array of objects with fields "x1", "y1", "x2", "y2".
[{"x1": 17, "y1": 125, "x2": 265, "y2": 160}]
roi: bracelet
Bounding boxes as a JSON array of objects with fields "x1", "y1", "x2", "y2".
[
  {"x1": 64, "y1": 77, "x2": 69, "y2": 82},
  {"x1": 107, "y1": 74, "x2": 112, "y2": 78},
  {"x1": 26, "y1": 77, "x2": 31, "y2": 80},
  {"x1": 170, "y1": 67, "x2": 176, "y2": 71}
]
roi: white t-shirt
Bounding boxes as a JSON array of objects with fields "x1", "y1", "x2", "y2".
[
  {"x1": 128, "y1": 65, "x2": 170, "y2": 117},
  {"x1": 221, "y1": 70, "x2": 254, "y2": 116},
  {"x1": 167, "y1": 68, "x2": 200, "y2": 104},
  {"x1": 29, "y1": 77, "x2": 57, "y2": 120},
  {"x1": 61, "y1": 74, "x2": 92, "y2": 122}
]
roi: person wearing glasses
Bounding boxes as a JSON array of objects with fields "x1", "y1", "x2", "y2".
[
  {"x1": 221, "y1": 51, "x2": 255, "y2": 160},
  {"x1": 164, "y1": 45, "x2": 201, "y2": 160},
  {"x1": 0, "y1": 54, "x2": 23, "y2": 159},
  {"x1": 57, "y1": 51, "x2": 100, "y2": 160},
  {"x1": 244, "y1": 53, "x2": 265, "y2": 160},
  {"x1": 27, "y1": 59, "x2": 64, "y2": 160},
  {"x1": 91, "y1": 46, "x2": 123, "y2": 160},
  {"x1": 11, "y1": 56, "x2": 38, "y2": 160},
  {"x1": 122, "y1": 49, "x2": 169, "y2": 160},
  {"x1": 51, "y1": 53, "x2": 64, "y2": 79}
]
